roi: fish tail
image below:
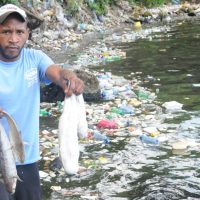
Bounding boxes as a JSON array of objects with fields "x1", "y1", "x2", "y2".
[{"x1": 17, "y1": 175, "x2": 23, "y2": 182}]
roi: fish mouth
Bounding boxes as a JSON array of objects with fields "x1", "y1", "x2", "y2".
[{"x1": 6, "y1": 181, "x2": 16, "y2": 194}]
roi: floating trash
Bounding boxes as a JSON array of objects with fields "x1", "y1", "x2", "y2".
[
  {"x1": 192, "y1": 84, "x2": 200, "y2": 87},
  {"x1": 134, "y1": 21, "x2": 142, "y2": 28},
  {"x1": 91, "y1": 131, "x2": 110, "y2": 144},
  {"x1": 162, "y1": 101, "x2": 183, "y2": 112},
  {"x1": 139, "y1": 134, "x2": 159, "y2": 145}
]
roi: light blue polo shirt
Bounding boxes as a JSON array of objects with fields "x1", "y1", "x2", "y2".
[{"x1": 0, "y1": 48, "x2": 54, "y2": 165}]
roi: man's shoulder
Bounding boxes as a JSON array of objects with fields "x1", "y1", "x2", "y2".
[
  {"x1": 23, "y1": 48, "x2": 43, "y2": 55},
  {"x1": 22, "y1": 48, "x2": 47, "y2": 60},
  {"x1": 21, "y1": 48, "x2": 53, "y2": 66}
]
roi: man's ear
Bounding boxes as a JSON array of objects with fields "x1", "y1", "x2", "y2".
[
  {"x1": 28, "y1": 31, "x2": 32, "y2": 40},
  {"x1": 26, "y1": 28, "x2": 32, "y2": 40}
]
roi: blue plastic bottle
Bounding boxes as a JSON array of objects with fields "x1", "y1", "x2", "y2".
[
  {"x1": 101, "y1": 90, "x2": 115, "y2": 100},
  {"x1": 93, "y1": 131, "x2": 110, "y2": 144},
  {"x1": 119, "y1": 104, "x2": 135, "y2": 115},
  {"x1": 139, "y1": 134, "x2": 159, "y2": 145},
  {"x1": 172, "y1": 0, "x2": 180, "y2": 5}
]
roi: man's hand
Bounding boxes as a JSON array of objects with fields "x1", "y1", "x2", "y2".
[
  {"x1": 0, "y1": 108, "x2": 3, "y2": 118},
  {"x1": 61, "y1": 70, "x2": 84, "y2": 96},
  {"x1": 46, "y1": 65, "x2": 84, "y2": 97}
]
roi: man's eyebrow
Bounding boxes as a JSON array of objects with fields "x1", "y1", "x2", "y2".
[{"x1": 1, "y1": 27, "x2": 26, "y2": 30}]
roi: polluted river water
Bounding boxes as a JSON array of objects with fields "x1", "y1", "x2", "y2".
[{"x1": 40, "y1": 18, "x2": 200, "y2": 200}]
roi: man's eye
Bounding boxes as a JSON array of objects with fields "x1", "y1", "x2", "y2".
[
  {"x1": 17, "y1": 31, "x2": 24, "y2": 35},
  {"x1": 2, "y1": 30, "x2": 10, "y2": 34}
]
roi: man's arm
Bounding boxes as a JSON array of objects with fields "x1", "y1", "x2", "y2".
[{"x1": 46, "y1": 64, "x2": 84, "y2": 96}]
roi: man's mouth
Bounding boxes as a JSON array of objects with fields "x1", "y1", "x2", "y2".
[{"x1": 7, "y1": 46, "x2": 19, "y2": 50}]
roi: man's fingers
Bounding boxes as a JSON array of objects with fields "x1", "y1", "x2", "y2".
[
  {"x1": 74, "y1": 79, "x2": 84, "y2": 95},
  {"x1": 62, "y1": 75, "x2": 84, "y2": 96},
  {"x1": 64, "y1": 79, "x2": 75, "y2": 96},
  {"x1": 65, "y1": 88, "x2": 73, "y2": 96}
]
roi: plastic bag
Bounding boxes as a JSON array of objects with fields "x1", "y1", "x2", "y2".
[
  {"x1": 58, "y1": 95, "x2": 79, "y2": 175},
  {"x1": 76, "y1": 94, "x2": 88, "y2": 139}
]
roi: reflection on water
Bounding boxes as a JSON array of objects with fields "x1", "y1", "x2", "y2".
[
  {"x1": 41, "y1": 19, "x2": 200, "y2": 200},
  {"x1": 105, "y1": 19, "x2": 200, "y2": 111}
]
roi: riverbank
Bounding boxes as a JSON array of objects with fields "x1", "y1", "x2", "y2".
[{"x1": 26, "y1": 1, "x2": 200, "y2": 66}]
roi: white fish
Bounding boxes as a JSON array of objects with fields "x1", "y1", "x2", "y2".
[
  {"x1": 0, "y1": 122, "x2": 21, "y2": 194},
  {"x1": 2, "y1": 111, "x2": 25, "y2": 163},
  {"x1": 58, "y1": 94, "x2": 80, "y2": 175}
]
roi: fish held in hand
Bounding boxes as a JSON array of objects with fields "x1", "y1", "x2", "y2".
[
  {"x1": 2, "y1": 111, "x2": 25, "y2": 163},
  {"x1": 0, "y1": 123, "x2": 22, "y2": 194}
]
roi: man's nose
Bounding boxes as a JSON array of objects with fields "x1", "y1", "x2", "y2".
[{"x1": 9, "y1": 32, "x2": 19, "y2": 43}]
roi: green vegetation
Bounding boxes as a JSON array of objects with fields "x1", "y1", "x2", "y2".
[
  {"x1": 0, "y1": 0, "x2": 183, "y2": 16},
  {"x1": 128, "y1": 0, "x2": 168, "y2": 7},
  {"x1": 87, "y1": 0, "x2": 113, "y2": 15},
  {"x1": 0, "y1": 0, "x2": 18, "y2": 6},
  {"x1": 86, "y1": 0, "x2": 172, "y2": 15},
  {"x1": 65, "y1": 0, "x2": 80, "y2": 15}
]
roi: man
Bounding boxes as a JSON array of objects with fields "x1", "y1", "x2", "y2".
[{"x1": 0, "y1": 4, "x2": 84, "y2": 200}]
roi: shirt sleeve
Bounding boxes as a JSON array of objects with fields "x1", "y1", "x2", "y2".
[{"x1": 37, "y1": 50, "x2": 54, "y2": 84}]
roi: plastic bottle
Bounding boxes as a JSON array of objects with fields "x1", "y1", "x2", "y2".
[
  {"x1": 139, "y1": 134, "x2": 159, "y2": 145},
  {"x1": 44, "y1": 0, "x2": 50, "y2": 9},
  {"x1": 135, "y1": 90, "x2": 149, "y2": 100},
  {"x1": 27, "y1": 0, "x2": 33, "y2": 7},
  {"x1": 106, "y1": 113, "x2": 117, "y2": 120},
  {"x1": 93, "y1": 131, "x2": 110, "y2": 144},
  {"x1": 96, "y1": 73, "x2": 110, "y2": 79},
  {"x1": 105, "y1": 56, "x2": 121, "y2": 62},
  {"x1": 119, "y1": 104, "x2": 135, "y2": 115},
  {"x1": 78, "y1": 23, "x2": 86, "y2": 31},
  {"x1": 40, "y1": 109, "x2": 51, "y2": 117},
  {"x1": 101, "y1": 90, "x2": 116, "y2": 100},
  {"x1": 172, "y1": 0, "x2": 180, "y2": 5},
  {"x1": 118, "y1": 119, "x2": 133, "y2": 128},
  {"x1": 110, "y1": 107, "x2": 125, "y2": 116},
  {"x1": 57, "y1": 101, "x2": 63, "y2": 111},
  {"x1": 124, "y1": 119, "x2": 133, "y2": 127}
]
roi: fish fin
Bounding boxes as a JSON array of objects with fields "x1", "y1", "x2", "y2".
[{"x1": 17, "y1": 175, "x2": 23, "y2": 182}]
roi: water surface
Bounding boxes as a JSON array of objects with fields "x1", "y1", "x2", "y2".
[{"x1": 41, "y1": 18, "x2": 200, "y2": 200}]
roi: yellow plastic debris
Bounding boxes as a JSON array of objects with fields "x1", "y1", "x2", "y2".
[
  {"x1": 134, "y1": 21, "x2": 142, "y2": 28},
  {"x1": 98, "y1": 156, "x2": 107, "y2": 164}
]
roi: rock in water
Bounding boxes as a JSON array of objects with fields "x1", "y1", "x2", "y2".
[
  {"x1": 74, "y1": 70, "x2": 101, "y2": 102},
  {"x1": 40, "y1": 70, "x2": 101, "y2": 103}
]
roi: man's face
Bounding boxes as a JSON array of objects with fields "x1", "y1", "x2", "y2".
[{"x1": 0, "y1": 17, "x2": 29, "y2": 62}]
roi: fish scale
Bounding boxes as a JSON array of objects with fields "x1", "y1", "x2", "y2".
[
  {"x1": 0, "y1": 122, "x2": 19, "y2": 194},
  {"x1": 2, "y1": 111, "x2": 25, "y2": 163},
  {"x1": 0, "y1": 111, "x2": 24, "y2": 193}
]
